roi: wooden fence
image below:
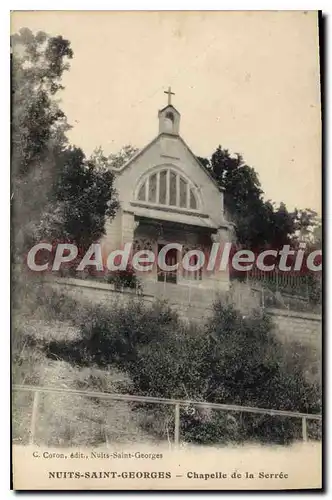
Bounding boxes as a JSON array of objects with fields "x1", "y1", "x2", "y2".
[{"x1": 13, "y1": 385, "x2": 321, "y2": 446}]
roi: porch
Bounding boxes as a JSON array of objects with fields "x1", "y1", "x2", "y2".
[{"x1": 133, "y1": 216, "x2": 229, "y2": 297}]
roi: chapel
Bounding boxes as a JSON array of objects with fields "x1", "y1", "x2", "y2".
[{"x1": 103, "y1": 88, "x2": 232, "y2": 303}]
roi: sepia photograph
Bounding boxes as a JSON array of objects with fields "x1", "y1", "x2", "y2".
[{"x1": 10, "y1": 9, "x2": 322, "y2": 490}]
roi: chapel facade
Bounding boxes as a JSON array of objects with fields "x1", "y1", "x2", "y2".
[{"x1": 103, "y1": 89, "x2": 233, "y2": 303}]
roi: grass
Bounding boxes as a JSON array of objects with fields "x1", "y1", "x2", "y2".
[{"x1": 12, "y1": 275, "x2": 151, "y2": 446}]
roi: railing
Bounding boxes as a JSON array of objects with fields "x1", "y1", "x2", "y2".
[
  {"x1": 245, "y1": 268, "x2": 322, "y2": 310},
  {"x1": 13, "y1": 385, "x2": 321, "y2": 446},
  {"x1": 247, "y1": 268, "x2": 310, "y2": 296},
  {"x1": 246, "y1": 278, "x2": 321, "y2": 314}
]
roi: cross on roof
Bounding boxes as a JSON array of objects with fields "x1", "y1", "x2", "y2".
[{"x1": 164, "y1": 86, "x2": 175, "y2": 105}]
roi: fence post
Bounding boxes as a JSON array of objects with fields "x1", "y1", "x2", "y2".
[
  {"x1": 276, "y1": 268, "x2": 279, "y2": 292},
  {"x1": 302, "y1": 416, "x2": 308, "y2": 442},
  {"x1": 174, "y1": 403, "x2": 180, "y2": 447},
  {"x1": 30, "y1": 391, "x2": 40, "y2": 445}
]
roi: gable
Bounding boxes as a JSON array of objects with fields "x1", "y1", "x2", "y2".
[
  {"x1": 117, "y1": 133, "x2": 222, "y2": 192},
  {"x1": 114, "y1": 133, "x2": 226, "y2": 227}
]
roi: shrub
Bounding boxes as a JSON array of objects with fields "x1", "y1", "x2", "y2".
[
  {"x1": 106, "y1": 267, "x2": 142, "y2": 292},
  {"x1": 47, "y1": 299, "x2": 180, "y2": 368},
  {"x1": 45, "y1": 297, "x2": 321, "y2": 445}
]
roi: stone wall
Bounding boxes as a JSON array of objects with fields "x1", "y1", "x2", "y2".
[
  {"x1": 51, "y1": 278, "x2": 321, "y2": 349},
  {"x1": 266, "y1": 308, "x2": 322, "y2": 350},
  {"x1": 50, "y1": 278, "x2": 216, "y2": 322}
]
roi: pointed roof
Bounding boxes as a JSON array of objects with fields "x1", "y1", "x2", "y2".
[
  {"x1": 115, "y1": 132, "x2": 224, "y2": 192},
  {"x1": 158, "y1": 104, "x2": 180, "y2": 115}
]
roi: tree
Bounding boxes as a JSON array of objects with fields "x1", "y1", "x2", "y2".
[
  {"x1": 107, "y1": 145, "x2": 139, "y2": 169},
  {"x1": 37, "y1": 147, "x2": 119, "y2": 251},
  {"x1": 11, "y1": 28, "x2": 73, "y2": 255},
  {"x1": 199, "y1": 147, "x2": 297, "y2": 249},
  {"x1": 11, "y1": 28, "x2": 73, "y2": 177},
  {"x1": 11, "y1": 28, "x2": 119, "y2": 256},
  {"x1": 267, "y1": 202, "x2": 297, "y2": 248},
  {"x1": 292, "y1": 208, "x2": 321, "y2": 248}
]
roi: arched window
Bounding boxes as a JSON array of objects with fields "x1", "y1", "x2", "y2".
[
  {"x1": 165, "y1": 111, "x2": 174, "y2": 122},
  {"x1": 136, "y1": 169, "x2": 199, "y2": 211},
  {"x1": 164, "y1": 112, "x2": 174, "y2": 133}
]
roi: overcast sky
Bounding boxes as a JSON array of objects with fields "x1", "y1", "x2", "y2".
[{"x1": 12, "y1": 11, "x2": 321, "y2": 213}]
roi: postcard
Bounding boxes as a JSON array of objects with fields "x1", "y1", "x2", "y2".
[{"x1": 11, "y1": 10, "x2": 322, "y2": 491}]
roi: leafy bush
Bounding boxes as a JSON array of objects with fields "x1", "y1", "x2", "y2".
[
  {"x1": 106, "y1": 268, "x2": 142, "y2": 292},
  {"x1": 15, "y1": 276, "x2": 320, "y2": 446},
  {"x1": 45, "y1": 297, "x2": 321, "y2": 445},
  {"x1": 47, "y1": 299, "x2": 178, "y2": 368}
]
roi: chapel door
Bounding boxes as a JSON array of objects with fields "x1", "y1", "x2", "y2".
[{"x1": 157, "y1": 244, "x2": 178, "y2": 284}]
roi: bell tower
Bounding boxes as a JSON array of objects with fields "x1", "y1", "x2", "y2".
[{"x1": 158, "y1": 87, "x2": 180, "y2": 136}]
